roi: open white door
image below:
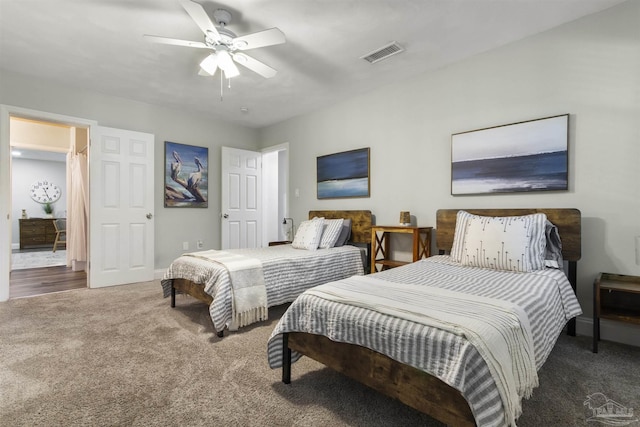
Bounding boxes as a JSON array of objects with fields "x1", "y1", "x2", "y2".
[
  {"x1": 221, "y1": 147, "x2": 262, "y2": 249},
  {"x1": 89, "y1": 126, "x2": 154, "y2": 288}
]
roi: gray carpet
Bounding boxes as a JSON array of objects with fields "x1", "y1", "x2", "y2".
[{"x1": 1, "y1": 281, "x2": 638, "y2": 427}]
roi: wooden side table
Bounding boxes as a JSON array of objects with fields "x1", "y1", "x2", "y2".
[
  {"x1": 371, "y1": 226, "x2": 432, "y2": 273},
  {"x1": 593, "y1": 272, "x2": 640, "y2": 353}
]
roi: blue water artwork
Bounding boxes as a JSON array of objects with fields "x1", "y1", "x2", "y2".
[
  {"x1": 451, "y1": 115, "x2": 568, "y2": 195},
  {"x1": 317, "y1": 148, "x2": 370, "y2": 199}
]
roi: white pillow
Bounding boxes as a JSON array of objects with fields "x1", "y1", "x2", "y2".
[
  {"x1": 459, "y1": 213, "x2": 547, "y2": 272},
  {"x1": 291, "y1": 219, "x2": 324, "y2": 250},
  {"x1": 318, "y1": 218, "x2": 344, "y2": 249}
]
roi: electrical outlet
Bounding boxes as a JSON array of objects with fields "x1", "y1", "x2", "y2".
[
  {"x1": 183, "y1": 241, "x2": 189, "y2": 250},
  {"x1": 197, "y1": 240, "x2": 204, "y2": 249}
]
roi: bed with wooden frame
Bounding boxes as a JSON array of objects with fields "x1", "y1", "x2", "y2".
[
  {"x1": 162, "y1": 210, "x2": 372, "y2": 337},
  {"x1": 274, "y1": 208, "x2": 581, "y2": 427}
]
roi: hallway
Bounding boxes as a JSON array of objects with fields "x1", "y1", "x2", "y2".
[{"x1": 11, "y1": 266, "x2": 86, "y2": 298}]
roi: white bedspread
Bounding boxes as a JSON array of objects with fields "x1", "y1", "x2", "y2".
[
  {"x1": 185, "y1": 250, "x2": 267, "y2": 329},
  {"x1": 306, "y1": 275, "x2": 538, "y2": 426}
]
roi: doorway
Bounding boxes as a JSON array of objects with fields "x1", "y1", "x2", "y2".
[
  {"x1": 2, "y1": 110, "x2": 94, "y2": 300},
  {"x1": 261, "y1": 143, "x2": 289, "y2": 245},
  {"x1": 1, "y1": 105, "x2": 155, "y2": 301},
  {"x1": 220, "y1": 143, "x2": 289, "y2": 250}
]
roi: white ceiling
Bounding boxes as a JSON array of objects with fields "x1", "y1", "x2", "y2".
[{"x1": 0, "y1": 0, "x2": 627, "y2": 129}]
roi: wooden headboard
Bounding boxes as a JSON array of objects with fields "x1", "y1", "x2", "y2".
[
  {"x1": 308, "y1": 210, "x2": 372, "y2": 244},
  {"x1": 436, "y1": 208, "x2": 581, "y2": 336},
  {"x1": 435, "y1": 208, "x2": 581, "y2": 261}
]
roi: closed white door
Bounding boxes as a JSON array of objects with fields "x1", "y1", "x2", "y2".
[
  {"x1": 89, "y1": 126, "x2": 154, "y2": 288},
  {"x1": 221, "y1": 147, "x2": 262, "y2": 249}
]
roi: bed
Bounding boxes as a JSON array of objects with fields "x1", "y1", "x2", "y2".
[
  {"x1": 267, "y1": 208, "x2": 582, "y2": 427},
  {"x1": 161, "y1": 210, "x2": 372, "y2": 336}
]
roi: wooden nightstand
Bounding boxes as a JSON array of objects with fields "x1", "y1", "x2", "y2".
[
  {"x1": 593, "y1": 272, "x2": 640, "y2": 353},
  {"x1": 371, "y1": 226, "x2": 432, "y2": 273}
]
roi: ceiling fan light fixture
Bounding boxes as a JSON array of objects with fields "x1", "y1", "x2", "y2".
[
  {"x1": 146, "y1": 0, "x2": 283, "y2": 81},
  {"x1": 200, "y1": 53, "x2": 219, "y2": 75},
  {"x1": 223, "y1": 62, "x2": 240, "y2": 78},
  {"x1": 216, "y1": 49, "x2": 240, "y2": 78}
]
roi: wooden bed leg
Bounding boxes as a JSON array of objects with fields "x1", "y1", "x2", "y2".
[
  {"x1": 567, "y1": 261, "x2": 577, "y2": 336},
  {"x1": 171, "y1": 284, "x2": 176, "y2": 308},
  {"x1": 282, "y1": 333, "x2": 291, "y2": 384}
]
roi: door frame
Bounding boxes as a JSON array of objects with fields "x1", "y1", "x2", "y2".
[
  {"x1": 0, "y1": 104, "x2": 97, "y2": 301},
  {"x1": 261, "y1": 142, "x2": 289, "y2": 245}
]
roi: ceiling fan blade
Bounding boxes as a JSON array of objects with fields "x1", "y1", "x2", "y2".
[
  {"x1": 233, "y1": 28, "x2": 285, "y2": 51},
  {"x1": 232, "y1": 53, "x2": 277, "y2": 78},
  {"x1": 144, "y1": 34, "x2": 209, "y2": 48},
  {"x1": 178, "y1": 0, "x2": 221, "y2": 41}
]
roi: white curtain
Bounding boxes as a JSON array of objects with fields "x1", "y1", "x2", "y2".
[{"x1": 66, "y1": 151, "x2": 88, "y2": 269}]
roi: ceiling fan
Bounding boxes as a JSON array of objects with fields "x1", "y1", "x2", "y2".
[{"x1": 144, "y1": 0, "x2": 285, "y2": 79}]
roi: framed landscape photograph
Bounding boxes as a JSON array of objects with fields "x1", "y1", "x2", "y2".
[
  {"x1": 164, "y1": 141, "x2": 208, "y2": 208},
  {"x1": 317, "y1": 147, "x2": 370, "y2": 199},
  {"x1": 451, "y1": 114, "x2": 569, "y2": 195}
]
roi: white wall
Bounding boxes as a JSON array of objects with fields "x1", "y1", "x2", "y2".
[
  {"x1": 0, "y1": 70, "x2": 260, "y2": 269},
  {"x1": 259, "y1": 1, "x2": 640, "y2": 344},
  {"x1": 11, "y1": 158, "x2": 67, "y2": 245}
]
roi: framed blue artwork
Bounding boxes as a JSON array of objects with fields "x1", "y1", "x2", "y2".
[
  {"x1": 451, "y1": 114, "x2": 569, "y2": 195},
  {"x1": 317, "y1": 147, "x2": 370, "y2": 199}
]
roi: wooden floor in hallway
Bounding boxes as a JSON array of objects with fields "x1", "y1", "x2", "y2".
[{"x1": 10, "y1": 266, "x2": 86, "y2": 298}]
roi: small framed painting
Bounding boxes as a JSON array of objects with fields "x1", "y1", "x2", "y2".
[
  {"x1": 451, "y1": 114, "x2": 569, "y2": 195},
  {"x1": 164, "y1": 141, "x2": 208, "y2": 207},
  {"x1": 317, "y1": 147, "x2": 370, "y2": 199}
]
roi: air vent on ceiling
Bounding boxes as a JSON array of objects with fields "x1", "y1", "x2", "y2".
[{"x1": 361, "y1": 42, "x2": 404, "y2": 64}]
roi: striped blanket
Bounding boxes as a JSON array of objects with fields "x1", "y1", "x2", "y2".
[
  {"x1": 185, "y1": 250, "x2": 267, "y2": 329},
  {"x1": 267, "y1": 255, "x2": 582, "y2": 427},
  {"x1": 162, "y1": 244, "x2": 365, "y2": 331},
  {"x1": 306, "y1": 275, "x2": 537, "y2": 426}
]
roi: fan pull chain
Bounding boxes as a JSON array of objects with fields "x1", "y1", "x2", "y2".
[
  {"x1": 220, "y1": 72, "x2": 224, "y2": 101},
  {"x1": 219, "y1": 73, "x2": 233, "y2": 101}
]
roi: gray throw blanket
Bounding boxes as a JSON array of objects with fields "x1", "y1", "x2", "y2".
[{"x1": 185, "y1": 250, "x2": 268, "y2": 329}]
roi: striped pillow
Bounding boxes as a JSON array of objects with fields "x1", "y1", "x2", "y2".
[
  {"x1": 319, "y1": 218, "x2": 345, "y2": 249},
  {"x1": 459, "y1": 213, "x2": 547, "y2": 272}
]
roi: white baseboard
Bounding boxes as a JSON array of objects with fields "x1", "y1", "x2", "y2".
[
  {"x1": 575, "y1": 315, "x2": 640, "y2": 348},
  {"x1": 11, "y1": 243, "x2": 19, "y2": 250},
  {"x1": 154, "y1": 269, "x2": 166, "y2": 280}
]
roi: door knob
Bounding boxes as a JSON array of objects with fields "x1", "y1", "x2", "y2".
[
  {"x1": 223, "y1": 213, "x2": 229, "y2": 219},
  {"x1": 146, "y1": 213, "x2": 153, "y2": 219}
]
